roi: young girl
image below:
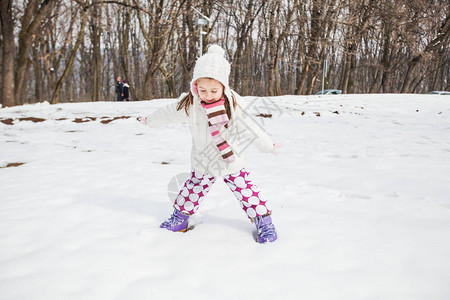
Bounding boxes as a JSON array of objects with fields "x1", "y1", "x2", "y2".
[{"x1": 139, "y1": 45, "x2": 278, "y2": 243}]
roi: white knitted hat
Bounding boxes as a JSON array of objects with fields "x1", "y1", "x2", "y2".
[{"x1": 190, "y1": 45, "x2": 232, "y2": 100}]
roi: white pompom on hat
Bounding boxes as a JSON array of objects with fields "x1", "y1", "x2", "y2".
[{"x1": 190, "y1": 44, "x2": 232, "y2": 99}]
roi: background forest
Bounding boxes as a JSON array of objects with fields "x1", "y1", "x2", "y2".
[{"x1": 1, "y1": 0, "x2": 449, "y2": 107}]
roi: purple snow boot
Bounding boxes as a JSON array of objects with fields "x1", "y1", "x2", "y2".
[
  {"x1": 160, "y1": 209, "x2": 189, "y2": 232},
  {"x1": 254, "y1": 214, "x2": 278, "y2": 243}
]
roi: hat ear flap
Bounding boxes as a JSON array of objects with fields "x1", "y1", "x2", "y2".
[{"x1": 192, "y1": 81, "x2": 199, "y2": 96}]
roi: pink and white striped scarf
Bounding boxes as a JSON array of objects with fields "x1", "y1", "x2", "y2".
[{"x1": 201, "y1": 98, "x2": 235, "y2": 163}]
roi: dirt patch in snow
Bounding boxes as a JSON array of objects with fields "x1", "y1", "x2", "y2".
[
  {"x1": 1, "y1": 162, "x2": 26, "y2": 168},
  {"x1": 1, "y1": 116, "x2": 134, "y2": 125}
]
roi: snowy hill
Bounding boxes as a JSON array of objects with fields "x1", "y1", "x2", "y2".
[{"x1": 1, "y1": 94, "x2": 450, "y2": 299}]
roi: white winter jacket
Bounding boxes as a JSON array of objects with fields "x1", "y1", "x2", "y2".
[{"x1": 146, "y1": 91, "x2": 274, "y2": 177}]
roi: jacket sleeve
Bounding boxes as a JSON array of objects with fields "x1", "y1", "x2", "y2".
[
  {"x1": 146, "y1": 95, "x2": 187, "y2": 128},
  {"x1": 230, "y1": 94, "x2": 274, "y2": 153}
]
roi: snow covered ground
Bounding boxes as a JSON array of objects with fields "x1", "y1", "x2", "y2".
[{"x1": 1, "y1": 93, "x2": 450, "y2": 300}]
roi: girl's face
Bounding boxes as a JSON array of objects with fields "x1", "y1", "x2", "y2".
[{"x1": 197, "y1": 78, "x2": 224, "y2": 103}]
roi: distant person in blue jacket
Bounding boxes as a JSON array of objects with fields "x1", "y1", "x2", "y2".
[{"x1": 116, "y1": 77, "x2": 123, "y2": 101}]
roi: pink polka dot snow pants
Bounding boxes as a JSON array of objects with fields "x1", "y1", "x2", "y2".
[{"x1": 174, "y1": 168, "x2": 272, "y2": 219}]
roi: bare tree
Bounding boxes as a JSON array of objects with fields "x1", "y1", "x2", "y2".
[
  {"x1": 401, "y1": 12, "x2": 450, "y2": 92},
  {"x1": 51, "y1": 5, "x2": 88, "y2": 104},
  {"x1": 0, "y1": 0, "x2": 15, "y2": 107},
  {"x1": 1, "y1": 0, "x2": 449, "y2": 106}
]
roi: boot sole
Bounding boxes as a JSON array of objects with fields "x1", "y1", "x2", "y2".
[{"x1": 173, "y1": 224, "x2": 195, "y2": 233}]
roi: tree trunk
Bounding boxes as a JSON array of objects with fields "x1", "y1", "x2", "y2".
[
  {"x1": 0, "y1": 0, "x2": 15, "y2": 107},
  {"x1": 295, "y1": 0, "x2": 322, "y2": 95},
  {"x1": 91, "y1": 6, "x2": 102, "y2": 102},
  {"x1": 33, "y1": 46, "x2": 43, "y2": 102},
  {"x1": 380, "y1": 25, "x2": 392, "y2": 93},
  {"x1": 294, "y1": 35, "x2": 306, "y2": 94}
]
